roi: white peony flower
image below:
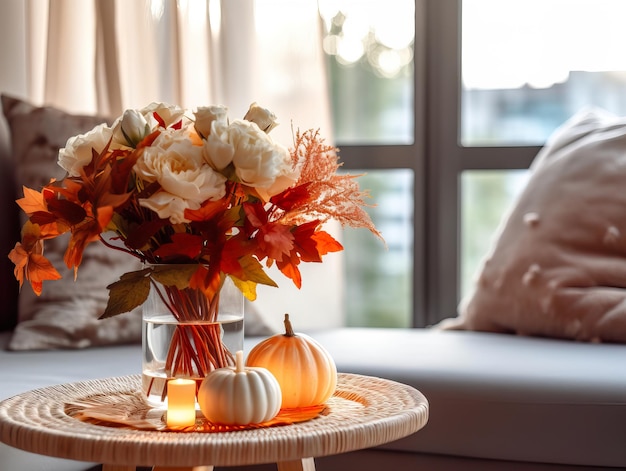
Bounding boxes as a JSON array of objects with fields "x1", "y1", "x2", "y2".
[
  {"x1": 203, "y1": 119, "x2": 298, "y2": 197},
  {"x1": 194, "y1": 105, "x2": 228, "y2": 139},
  {"x1": 58, "y1": 123, "x2": 113, "y2": 176},
  {"x1": 135, "y1": 128, "x2": 227, "y2": 224}
]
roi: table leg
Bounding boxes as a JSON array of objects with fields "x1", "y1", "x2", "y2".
[
  {"x1": 152, "y1": 467, "x2": 213, "y2": 471},
  {"x1": 277, "y1": 458, "x2": 316, "y2": 471},
  {"x1": 101, "y1": 466, "x2": 213, "y2": 471}
]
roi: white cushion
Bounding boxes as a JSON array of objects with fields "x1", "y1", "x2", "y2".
[{"x1": 443, "y1": 108, "x2": 626, "y2": 342}]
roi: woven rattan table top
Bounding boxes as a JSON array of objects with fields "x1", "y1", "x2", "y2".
[{"x1": 0, "y1": 373, "x2": 428, "y2": 468}]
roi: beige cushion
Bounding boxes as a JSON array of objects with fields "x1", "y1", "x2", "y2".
[
  {"x1": 2, "y1": 95, "x2": 272, "y2": 350},
  {"x1": 441, "y1": 108, "x2": 626, "y2": 343}
]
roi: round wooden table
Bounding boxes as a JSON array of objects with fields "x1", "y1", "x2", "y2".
[{"x1": 0, "y1": 373, "x2": 428, "y2": 471}]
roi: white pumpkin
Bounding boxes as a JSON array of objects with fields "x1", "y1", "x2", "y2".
[
  {"x1": 198, "y1": 351, "x2": 282, "y2": 425},
  {"x1": 246, "y1": 314, "x2": 338, "y2": 409}
]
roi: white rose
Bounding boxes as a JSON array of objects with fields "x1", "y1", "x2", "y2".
[
  {"x1": 135, "y1": 129, "x2": 227, "y2": 224},
  {"x1": 203, "y1": 119, "x2": 298, "y2": 197},
  {"x1": 243, "y1": 102, "x2": 279, "y2": 133},
  {"x1": 58, "y1": 123, "x2": 113, "y2": 176},
  {"x1": 140, "y1": 102, "x2": 186, "y2": 129},
  {"x1": 194, "y1": 105, "x2": 228, "y2": 139}
]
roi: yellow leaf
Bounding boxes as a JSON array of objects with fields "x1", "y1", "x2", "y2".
[
  {"x1": 150, "y1": 264, "x2": 197, "y2": 289},
  {"x1": 230, "y1": 276, "x2": 257, "y2": 301},
  {"x1": 238, "y1": 255, "x2": 279, "y2": 287}
]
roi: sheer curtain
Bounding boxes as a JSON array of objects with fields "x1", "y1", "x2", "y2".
[{"x1": 21, "y1": 0, "x2": 342, "y2": 330}]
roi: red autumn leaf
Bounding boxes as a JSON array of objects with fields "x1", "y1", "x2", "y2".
[
  {"x1": 153, "y1": 233, "x2": 204, "y2": 261},
  {"x1": 124, "y1": 218, "x2": 169, "y2": 250},
  {"x1": 243, "y1": 202, "x2": 268, "y2": 229},
  {"x1": 53, "y1": 178, "x2": 83, "y2": 204},
  {"x1": 29, "y1": 211, "x2": 60, "y2": 226},
  {"x1": 291, "y1": 220, "x2": 325, "y2": 263},
  {"x1": 137, "y1": 130, "x2": 161, "y2": 149},
  {"x1": 46, "y1": 198, "x2": 87, "y2": 225},
  {"x1": 270, "y1": 183, "x2": 311, "y2": 211},
  {"x1": 208, "y1": 235, "x2": 254, "y2": 279},
  {"x1": 276, "y1": 253, "x2": 303, "y2": 289},
  {"x1": 256, "y1": 222, "x2": 294, "y2": 261},
  {"x1": 153, "y1": 111, "x2": 166, "y2": 128}
]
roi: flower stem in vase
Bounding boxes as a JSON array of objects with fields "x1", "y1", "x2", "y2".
[{"x1": 142, "y1": 276, "x2": 242, "y2": 404}]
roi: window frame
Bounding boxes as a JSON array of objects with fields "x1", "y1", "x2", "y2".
[{"x1": 336, "y1": 0, "x2": 541, "y2": 327}]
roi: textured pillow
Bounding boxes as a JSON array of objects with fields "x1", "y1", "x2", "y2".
[
  {"x1": 441, "y1": 108, "x2": 626, "y2": 343},
  {"x1": 2, "y1": 95, "x2": 272, "y2": 350}
]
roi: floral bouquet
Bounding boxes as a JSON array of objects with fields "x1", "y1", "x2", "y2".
[{"x1": 9, "y1": 101, "x2": 381, "y2": 395}]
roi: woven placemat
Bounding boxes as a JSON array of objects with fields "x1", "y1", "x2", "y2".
[
  {"x1": 0, "y1": 373, "x2": 428, "y2": 467},
  {"x1": 65, "y1": 389, "x2": 327, "y2": 432}
]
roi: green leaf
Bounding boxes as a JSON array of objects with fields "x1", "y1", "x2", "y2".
[
  {"x1": 100, "y1": 269, "x2": 151, "y2": 319},
  {"x1": 150, "y1": 264, "x2": 197, "y2": 289}
]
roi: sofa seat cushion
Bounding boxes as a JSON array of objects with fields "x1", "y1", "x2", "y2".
[{"x1": 309, "y1": 328, "x2": 626, "y2": 468}]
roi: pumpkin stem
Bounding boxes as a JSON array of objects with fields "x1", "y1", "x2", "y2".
[
  {"x1": 235, "y1": 350, "x2": 245, "y2": 373},
  {"x1": 283, "y1": 313, "x2": 296, "y2": 337}
]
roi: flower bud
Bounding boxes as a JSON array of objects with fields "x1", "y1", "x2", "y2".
[
  {"x1": 117, "y1": 109, "x2": 151, "y2": 148},
  {"x1": 244, "y1": 102, "x2": 279, "y2": 133},
  {"x1": 194, "y1": 105, "x2": 228, "y2": 139}
]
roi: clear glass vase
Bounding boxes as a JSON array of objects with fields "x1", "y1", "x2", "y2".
[{"x1": 141, "y1": 269, "x2": 244, "y2": 405}]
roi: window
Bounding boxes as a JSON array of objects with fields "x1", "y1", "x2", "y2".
[
  {"x1": 319, "y1": 1, "x2": 417, "y2": 328},
  {"x1": 325, "y1": 0, "x2": 626, "y2": 327}
]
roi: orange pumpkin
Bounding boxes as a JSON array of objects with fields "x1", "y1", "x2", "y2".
[{"x1": 246, "y1": 314, "x2": 337, "y2": 409}]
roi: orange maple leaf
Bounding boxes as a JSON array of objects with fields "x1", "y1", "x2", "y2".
[
  {"x1": 311, "y1": 230, "x2": 343, "y2": 256},
  {"x1": 272, "y1": 221, "x2": 342, "y2": 289},
  {"x1": 17, "y1": 186, "x2": 49, "y2": 215},
  {"x1": 276, "y1": 253, "x2": 303, "y2": 288},
  {"x1": 64, "y1": 218, "x2": 104, "y2": 273},
  {"x1": 8, "y1": 239, "x2": 61, "y2": 295},
  {"x1": 185, "y1": 198, "x2": 229, "y2": 222},
  {"x1": 189, "y1": 264, "x2": 222, "y2": 301},
  {"x1": 8, "y1": 243, "x2": 29, "y2": 289}
]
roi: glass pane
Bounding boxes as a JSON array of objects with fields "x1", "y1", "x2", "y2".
[
  {"x1": 343, "y1": 170, "x2": 413, "y2": 327},
  {"x1": 318, "y1": 0, "x2": 415, "y2": 144},
  {"x1": 460, "y1": 170, "x2": 529, "y2": 301},
  {"x1": 462, "y1": 0, "x2": 626, "y2": 146}
]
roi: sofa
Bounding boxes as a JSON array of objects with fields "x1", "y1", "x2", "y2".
[
  {"x1": 0, "y1": 97, "x2": 625, "y2": 471},
  {"x1": 1, "y1": 329, "x2": 625, "y2": 471}
]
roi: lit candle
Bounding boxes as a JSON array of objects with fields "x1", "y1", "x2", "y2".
[{"x1": 166, "y1": 379, "x2": 196, "y2": 428}]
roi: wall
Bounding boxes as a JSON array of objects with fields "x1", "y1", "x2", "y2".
[{"x1": 0, "y1": 0, "x2": 27, "y2": 331}]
